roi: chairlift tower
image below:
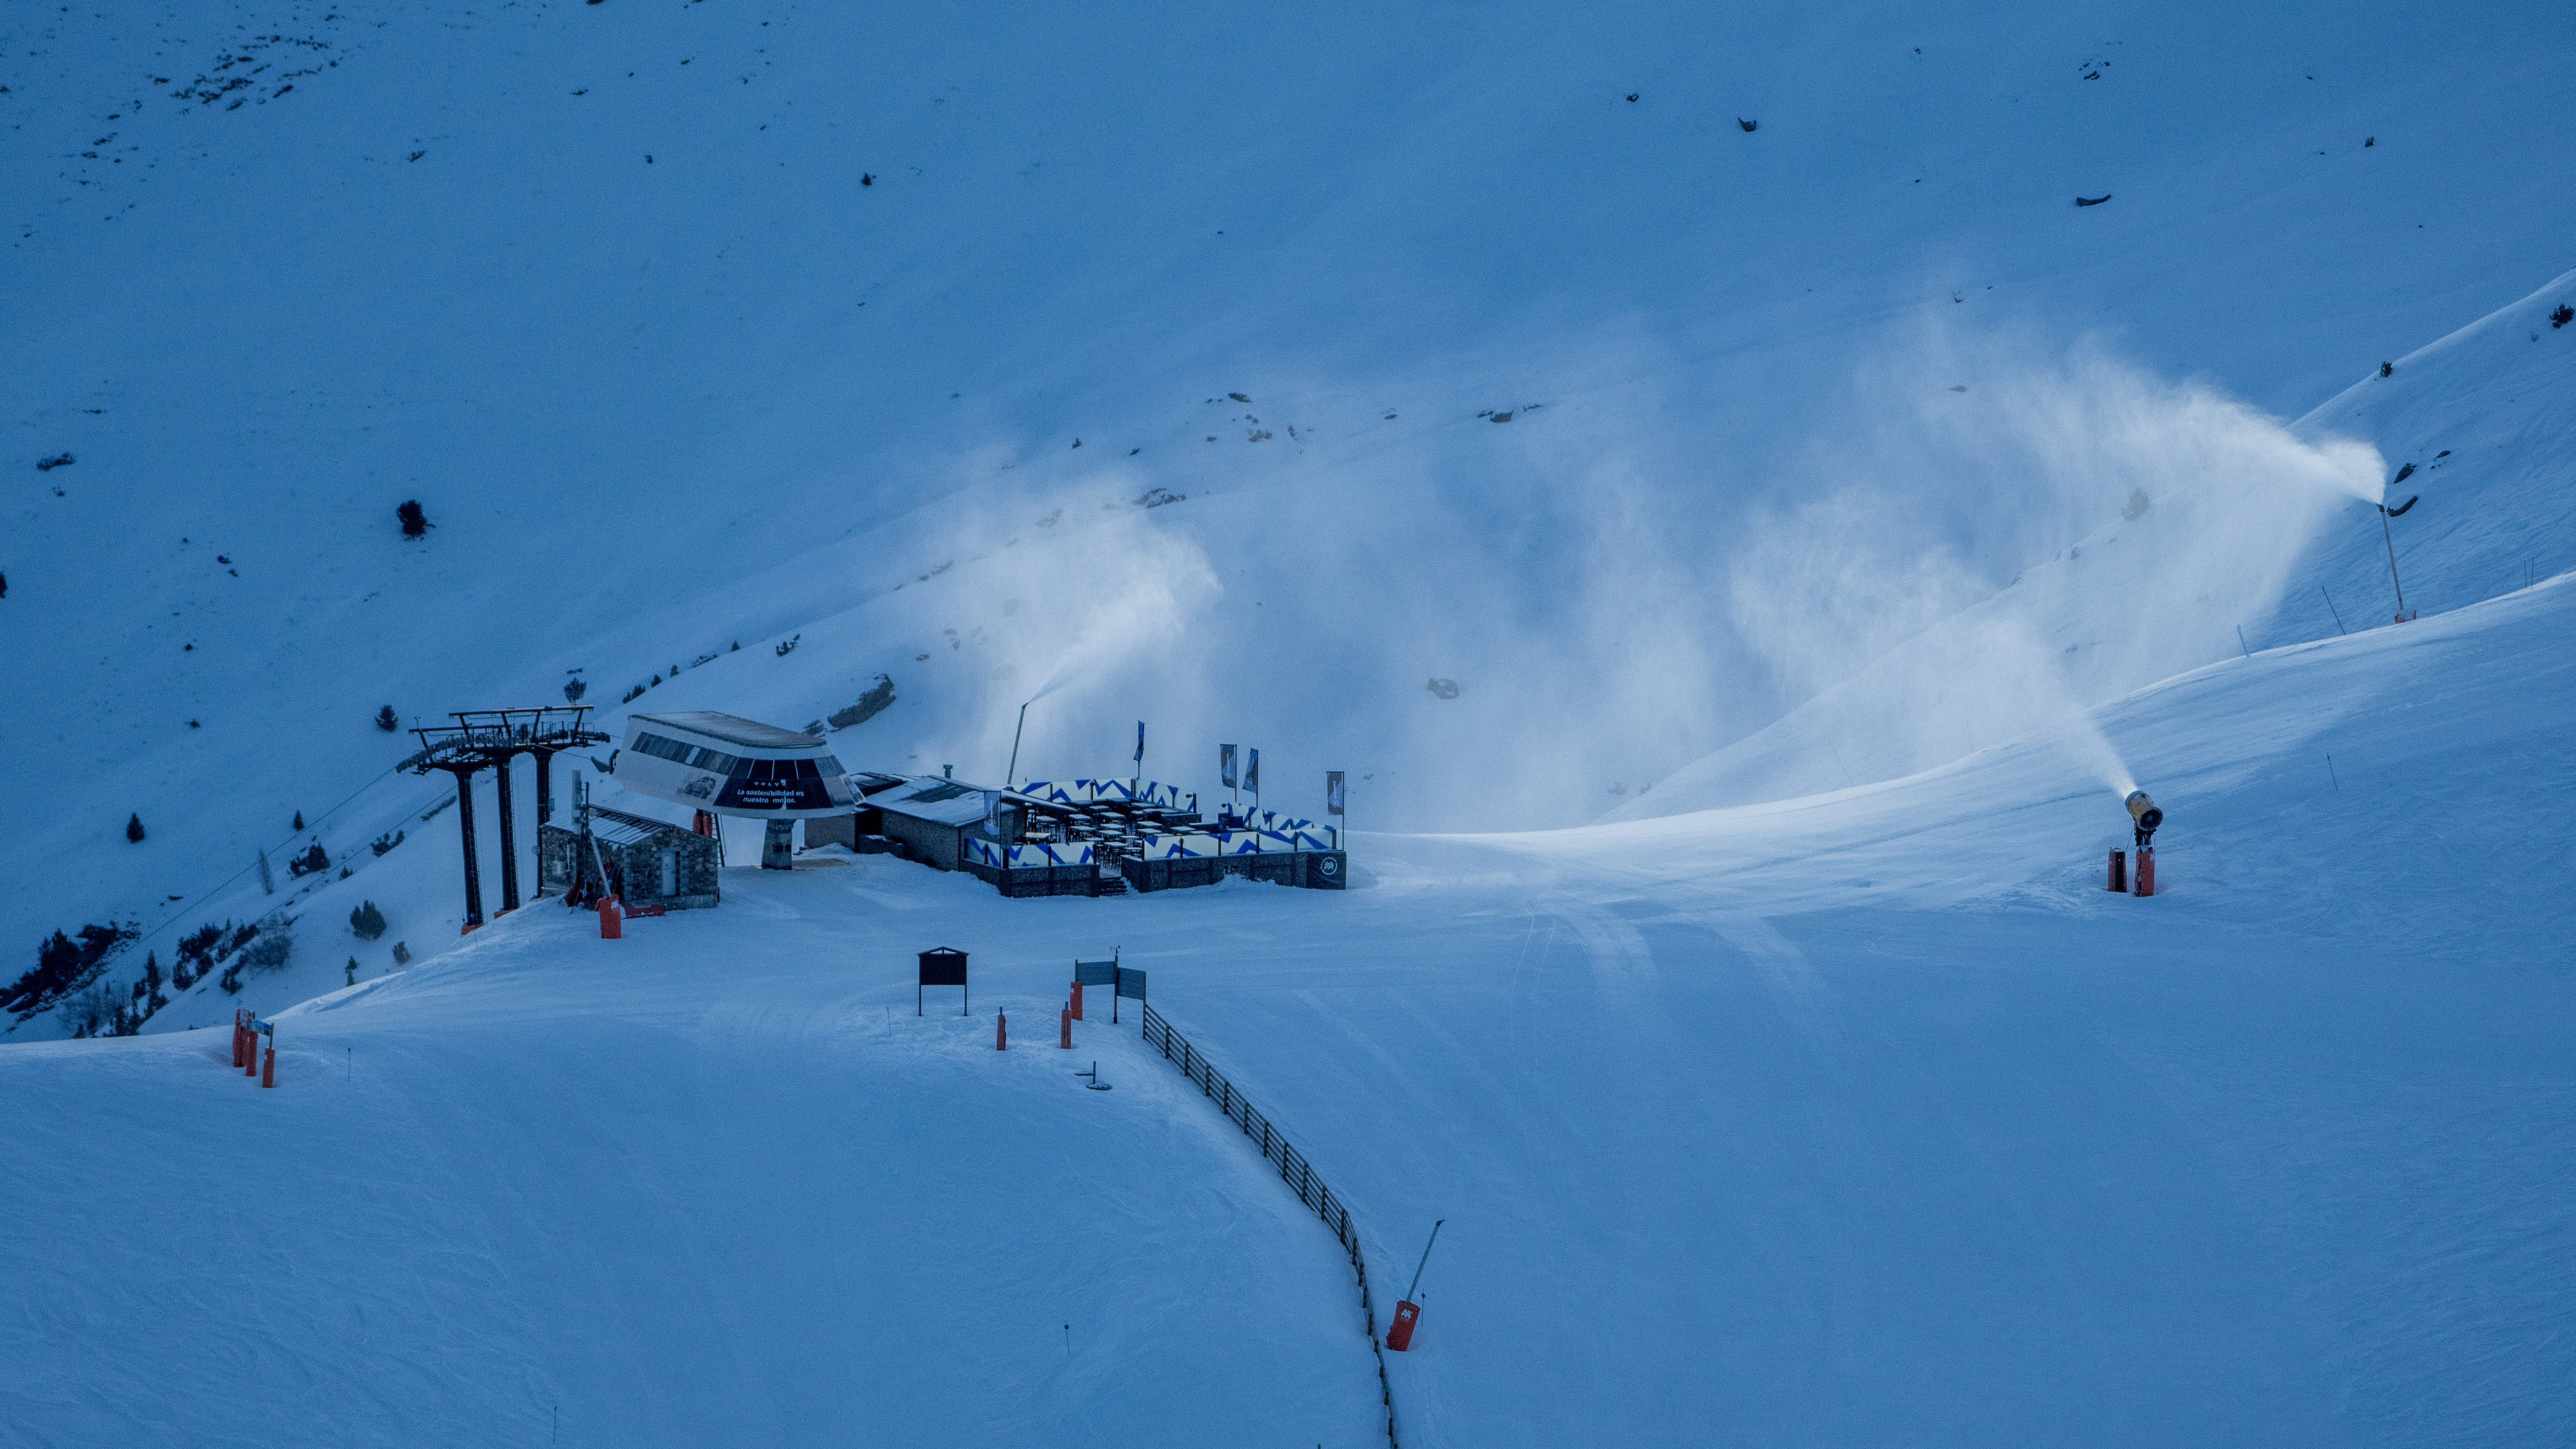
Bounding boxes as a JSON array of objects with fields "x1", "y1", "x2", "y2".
[{"x1": 406, "y1": 707, "x2": 610, "y2": 929}]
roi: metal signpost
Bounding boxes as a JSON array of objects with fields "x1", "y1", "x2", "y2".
[
  {"x1": 1112, "y1": 964, "x2": 1147, "y2": 1024},
  {"x1": 1075, "y1": 954, "x2": 1117, "y2": 1021}
]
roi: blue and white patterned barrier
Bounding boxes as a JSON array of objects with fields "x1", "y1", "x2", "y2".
[
  {"x1": 1141, "y1": 833, "x2": 1220, "y2": 859},
  {"x1": 965, "y1": 838, "x2": 1008, "y2": 869},
  {"x1": 1007, "y1": 841, "x2": 1096, "y2": 868},
  {"x1": 1021, "y1": 778, "x2": 1188, "y2": 808}
]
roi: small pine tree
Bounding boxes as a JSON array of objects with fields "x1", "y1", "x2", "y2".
[
  {"x1": 397, "y1": 500, "x2": 431, "y2": 537},
  {"x1": 391, "y1": 941, "x2": 411, "y2": 966},
  {"x1": 293, "y1": 811, "x2": 305, "y2": 832},
  {"x1": 126, "y1": 812, "x2": 145, "y2": 843},
  {"x1": 349, "y1": 900, "x2": 387, "y2": 941},
  {"x1": 376, "y1": 705, "x2": 399, "y2": 732},
  {"x1": 346, "y1": 956, "x2": 359, "y2": 986},
  {"x1": 562, "y1": 678, "x2": 587, "y2": 703}
]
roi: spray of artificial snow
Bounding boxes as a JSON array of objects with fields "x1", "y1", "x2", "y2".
[{"x1": 1716, "y1": 329, "x2": 2383, "y2": 807}]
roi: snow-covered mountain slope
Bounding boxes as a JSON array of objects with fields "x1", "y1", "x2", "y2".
[
  {"x1": 10, "y1": 556, "x2": 2569, "y2": 1447},
  {"x1": 7, "y1": 2, "x2": 2575, "y2": 1027}
]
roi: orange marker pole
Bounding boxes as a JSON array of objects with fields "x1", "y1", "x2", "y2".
[
  {"x1": 2107, "y1": 849, "x2": 2127, "y2": 892},
  {"x1": 996, "y1": 1011, "x2": 1008, "y2": 1051},
  {"x1": 2134, "y1": 847, "x2": 2156, "y2": 897},
  {"x1": 1070, "y1": 981, "x2": 1083, "y2": 1021},
  {"x1": 1060, "y1": 1007, "x2": 1073, "y2": 1049},
  {"x1": 598, "y1": 898, "x2": 622, "y2": 940},
  {"x1": 261, "y1": 1038, "x2": 275, "y2": 1088}
]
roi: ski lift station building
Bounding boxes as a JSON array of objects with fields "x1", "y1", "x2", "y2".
[
  {"x1": 605, "y1": 711, "x2": 859, "y2": 871},
  {"x1": 612, "y1": 712, "x2": 857, "y2": 816}
]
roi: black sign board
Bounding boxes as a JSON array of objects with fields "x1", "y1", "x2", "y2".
[
  {"x1": 918, "y1": 947, "x2": 968, "y2": 1015},
  {"x1": 1074, "y1": 958, "x2": 1118, "y2": 987}
]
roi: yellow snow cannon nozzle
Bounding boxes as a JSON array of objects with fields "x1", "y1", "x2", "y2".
[{"x1": 2125, "y1": 790, "x2": 2162, "y2": 833}]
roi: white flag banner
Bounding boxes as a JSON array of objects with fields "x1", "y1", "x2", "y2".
[
  {"x1": 1221, "y1": 743, "x2": 1238, "y2": 789},
  {"x1": 1326, "y1": 771, "x2": 1345, "y2": 816},
  {"x1": 984, "y1": 790, "x2": 1002, "y2": 833}
]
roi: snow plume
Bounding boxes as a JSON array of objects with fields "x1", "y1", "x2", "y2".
[
  {"x1": 961, "y1": 503, "x2": 1221, "y2": 780},
  {"x1": 1633, "y1": 332, "x2": 2383, "y2": 814}
]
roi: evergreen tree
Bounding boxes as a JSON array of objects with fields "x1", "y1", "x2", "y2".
[
  {"x1": 376, "y1": 705, "x2": 400, "y2": 732},
  {"x1": 293, "y1": 811, "x2": 304, "y2": 832},
  {"x1": 397, "y1": 500, "x2": 431, "y2": 537},
  {"x1": 346, "y1": 956, "x2": 359, "y2": 986},
  {"x1": 126, "y1": 812, "x2": 145, "y2": 843},
  {"x1": 349, "y1": 900, "x2": 387, "y2": 941}
]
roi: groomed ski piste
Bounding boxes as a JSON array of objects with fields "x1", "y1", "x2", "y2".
[{"x1": 6, "y1": 2, "x2": 2575, "y2": 1445}]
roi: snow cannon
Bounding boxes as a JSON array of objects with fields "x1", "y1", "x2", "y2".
[{"x1": 2125, "y1": 791, "x2": 2162, "y2": 847}]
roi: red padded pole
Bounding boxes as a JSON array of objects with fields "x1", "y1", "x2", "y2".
[
  {"x1": 1070, "y1": 981, "x2": 1083, "y2": 1021},
  {"x1": 2134, "y1": 847, "x2": 2156, "y2": 897},
  {"x1": 996, "y1": 1011, "x2": 1008, "y2": 1051},
  {"x1": 261, "y1": 1041, "x2": 275, "y2": 1088},
  {"x1": 1386, "y1": 1300, "x2": 1421, "y2": 1351},
  {"x1": 1060, "y1": 1007, "x2": 1073, "y2": 1049}
]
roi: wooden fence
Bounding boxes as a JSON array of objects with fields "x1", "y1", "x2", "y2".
[{"x1": 1139, "y1": 1002, "x2": 1400, "y2": 1446}]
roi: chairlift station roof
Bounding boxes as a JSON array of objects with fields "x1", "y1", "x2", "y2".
[
  {"x1": 634, "y1": 711, "x2": 825, "y2": 753},
  {"x1": 612, "y1": 711, "x2": 855, "y2": 819}
]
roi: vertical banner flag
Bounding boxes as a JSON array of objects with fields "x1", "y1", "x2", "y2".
[
  {"x1": 1246, "y1": 748, "x2": 1260, "y2": 795},
  {"x1": 1134, "y1": 721, "x2": 1146, "y2": 764},
  {"x1": 1221, "y1": 744, "x2": 1238, "y2": 789},
  {"x1": 984, "y1": 789, "x2": 1002, "y2": 833},
  {"x1": 1327, "y1": 771, "x2": 1345, "y2": 816}
]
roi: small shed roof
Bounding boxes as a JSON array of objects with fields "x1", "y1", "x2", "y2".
[
  {"x1": 632, "y1": 711, "x2": 822, "y2": 752},
  {"x1": 876, "y1": 775, "x2": 999, "y2": 827},
  {"x1": 585, "y1": 805, "x2": 703, "y2": 848}
]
